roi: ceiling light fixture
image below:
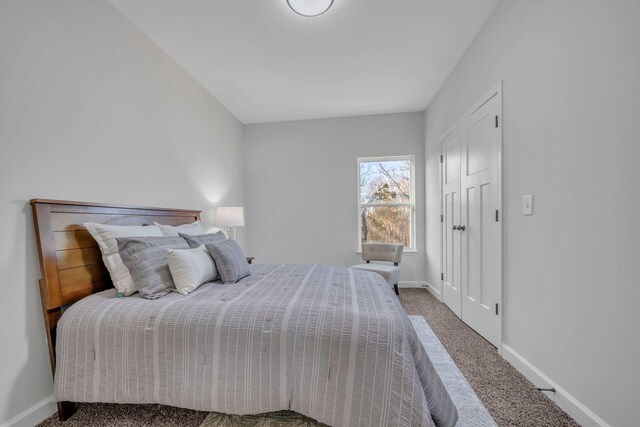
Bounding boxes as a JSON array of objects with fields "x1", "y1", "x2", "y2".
[{"x1": 287, "y1": 0, "x2": 334, "y2": 17}]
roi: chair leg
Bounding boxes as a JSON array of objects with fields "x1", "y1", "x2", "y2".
[{"x1": 394, "y1": 283, "x2": 399, "y2": 296}]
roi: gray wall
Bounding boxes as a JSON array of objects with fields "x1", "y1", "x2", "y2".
[
  {"x1": 424, "y1": 1, "x2": 640, "y2": 425},
  {"x1": 244, "y1": 113, "x2": 426, "y2": 284},
  {"x1": 0, "y1": 1, "x2": 244, "y2": 424}
]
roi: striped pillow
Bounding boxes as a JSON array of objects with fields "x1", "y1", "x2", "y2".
[
  {"x1": 205, "y1": 240, "x2": 251, "y2": 284},
  {"x1": 117, "y1": 236, "x2": 189, "y2": 299},
  {"x1": 179, "y1": 231, "x2": 227, "y2": 248}
]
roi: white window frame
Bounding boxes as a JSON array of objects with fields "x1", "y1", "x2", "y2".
[{"x1": 357, "y1": 155, "x2": 416, "y2": 253}]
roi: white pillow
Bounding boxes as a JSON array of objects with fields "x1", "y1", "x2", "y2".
[
  {"x1": 167, "y1": 245, "x2": 217, "y2": 295},
  {"x1": 155, "y1": 220, "x2": 205, "y2": 237},
  {"x1": 83, "y1": 222, "x2": 163, "y2": 296}
]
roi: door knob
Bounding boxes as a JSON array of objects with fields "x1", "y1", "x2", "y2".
[
  {"x1": 459, "y1": 225, "x2": 466, "y2": 231},
  {"x1": 452, "y1": 225, "x2": 457, "y2": 230}
]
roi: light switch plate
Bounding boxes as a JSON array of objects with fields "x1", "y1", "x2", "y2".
[{"x1": 523, "y1": 195, "x2": 533, "y2": 215}]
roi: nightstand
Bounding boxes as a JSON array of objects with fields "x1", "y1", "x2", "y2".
[{"x1": 246, "y1": 257, "x2": 255, "y2": 265}]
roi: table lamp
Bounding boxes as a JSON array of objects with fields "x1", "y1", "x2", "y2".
[{"x1": 216, "y1": 206, "x2": 244, "y2": 241}]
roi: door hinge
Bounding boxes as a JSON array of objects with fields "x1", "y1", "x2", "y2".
[
  {"x1": 495, "y1": 210, "x2": 499, "y2": 222},
  {"x1": 440, "y1": 214, "x2": 444, "y2": 223},
  {"x1": 495, "y1": 303, "x2": 499, "y2": 315},
  {"x1": 495, "y1": 115, "x2": 499, "y2": 128},
  {"x1": 441, "y1": 273, "x2": 444, "y2": 281},
  {"x1": 440, "y1": 155, "x2": 443, "y2": 163}
]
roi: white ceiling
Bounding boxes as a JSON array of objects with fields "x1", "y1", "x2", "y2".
[{"x1": 110, "y1": 0, "x2": 499, "y2": 124}]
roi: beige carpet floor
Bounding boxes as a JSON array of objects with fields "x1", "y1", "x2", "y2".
[
  {"x1": 399, "y1": 289, "x2": 578, "y2": 427},
  {"x1": 37, "y1": 288, "x2": 578, "y2": 427}
]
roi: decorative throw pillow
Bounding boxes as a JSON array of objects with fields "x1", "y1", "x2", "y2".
[
  {"x1": 180, "y1": 231, "x2": 227, "y2": 248},
  {"x1": 117, "y1": 236, "x2": 189, "y2": 299},
  {"x1": 83, "y1": 222, "x2": 163, "y2": 296},
  {"x1": 155, "y1": 220, "x2": 205, "y2": 237},
  {"x1": 167, "y1": 245, "x2": 217, "y2": 295},
  {"x1": 205, "y1": 239, "x2": 251, "y2": 284}
]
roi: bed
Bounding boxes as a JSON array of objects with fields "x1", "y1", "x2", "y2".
[{"x1": 31, "y1": 199, "x2": 458, "y2": 427}]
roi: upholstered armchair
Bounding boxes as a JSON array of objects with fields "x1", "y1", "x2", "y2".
[{"x1": 351, "y1": 243, "x2": 404, "y2": 295}]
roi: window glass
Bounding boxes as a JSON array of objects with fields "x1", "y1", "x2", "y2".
[{"x1": 358, "y1": 156, "x2": 415, "y2": 250}]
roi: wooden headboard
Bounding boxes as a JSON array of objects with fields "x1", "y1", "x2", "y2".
[{"x1": 30, "y1": 199, "x2": 201, "y2": 382}]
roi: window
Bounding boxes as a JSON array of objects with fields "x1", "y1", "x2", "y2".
[{"x1": 358, "y1": 155, "x2": 415, "y2": 251}]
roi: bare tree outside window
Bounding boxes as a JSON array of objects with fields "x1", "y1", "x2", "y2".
[{"x1": 358, "y1": 156, "x2": 415, "y2": 250}]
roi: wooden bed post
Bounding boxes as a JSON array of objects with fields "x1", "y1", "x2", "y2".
[{"x1": 32, "y1": 202, "x2": 77, "y2": 421}]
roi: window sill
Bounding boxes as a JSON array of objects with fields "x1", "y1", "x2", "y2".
[{"x1": 357, "y1": 249, "x2": 418, "y2": 255}]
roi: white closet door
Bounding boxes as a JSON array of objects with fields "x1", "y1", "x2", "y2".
[
  {"x1": 442, "y1": 129, "x2": 462, "y2": 317},
  {"x1": 460, "y1": 92, "x2": 501, "y2": 348}
]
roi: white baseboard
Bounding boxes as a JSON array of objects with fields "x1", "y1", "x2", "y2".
[
  {"x1": 0, "y1": 395, "x2": 56, "y2": 427},
  {"x1": 398, "y1": 281, "x2": 427, "y2": 288},
  {"x1": 501, "y1": 345, "x2": 610, "y2": 427},
  {"x1": 424, "y1": 282, "x2": 442, "y2": 300}
]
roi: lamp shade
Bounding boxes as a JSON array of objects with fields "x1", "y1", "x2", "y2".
[{"x1": 216, "y1": 207, "x2": 245, "y2": 227}]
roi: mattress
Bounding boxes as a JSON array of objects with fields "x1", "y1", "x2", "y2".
[{"x1": 55, "y1": 264, "x2": 458, "y2": 427}]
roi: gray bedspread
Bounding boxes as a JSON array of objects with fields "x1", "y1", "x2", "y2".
[{"x1": 55, "y1": 264, "x2": 458, "y2": 427}]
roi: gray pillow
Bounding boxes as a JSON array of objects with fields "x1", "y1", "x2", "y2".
[
  {"x1": 179, "y1": 231, "x2": 227, "y2": 248},
  {"x1": 205, "y1": 240, "x2": 251, "y2": 284},
  {"x1": 117, "y1": 236, "x2": 189, "y2": 299}
]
